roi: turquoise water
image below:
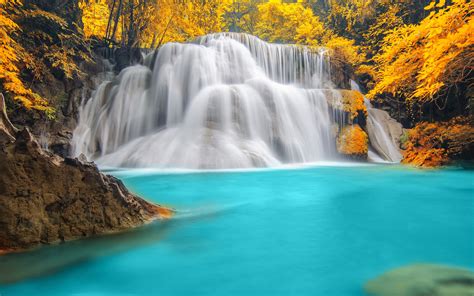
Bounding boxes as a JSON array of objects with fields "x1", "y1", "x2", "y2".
[{"x1": 1, "y1": 165, "x2": 473, "y2": 295}]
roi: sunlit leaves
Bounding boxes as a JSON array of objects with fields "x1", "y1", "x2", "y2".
[
  {"x1": 402, "y1": 117, "x2": 474, "y2": 167},
  {"x1": 80, "y1": 0, "x2": 110, "y2": 38},
  {"x1": 368, "y1": 0, "x2": 473, "y2": 103},
  {"x1": 337, "y1": 124, "x2": 368, "y2": 158},
  {"x1": 255, "y1": 0, "x2": 324, "y2": 44},
  {"x1": 0, "y1": 0, "x2": 50, "y2": 112}
]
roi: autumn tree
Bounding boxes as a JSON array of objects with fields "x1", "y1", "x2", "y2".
[
  {"x1": 1, "y1": 0, "x2": 93, "y2": 117},
  {"x1": 0, "y1": 0, "x2": 49, "y2": 112},
  {"x1": 80, "y1": 0, "x2": 110, "y2": 38},
  {"x1": 368, "y1": 0, "x2": 473, "y2": 109},
  {"x1": 253, "y1": 0, "x2": 364, "y2": 69},
  {"x1": 225, "y1": 0, "x2": 262, "y2": 34}
]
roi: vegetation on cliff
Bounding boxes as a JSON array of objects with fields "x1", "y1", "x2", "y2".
[
  {"x1": 0, "y1": 0, "x2": 49, "y2": 112},
  {"x1": 0, "y1": 0, "x2": 93, "y2": 118},
  {"x1": 337, "y1": 124, "x2": 369, "y2": 160},
  {"x1": 402, "y1": 117, "x2": 474, "y2": 167},
  {"x1": 367, "y1": 0, "x2": 473, "y2": 109}
]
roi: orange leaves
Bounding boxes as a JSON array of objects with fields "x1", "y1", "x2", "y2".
[
  {"x1": 337, "y1": 124, "x2": 369, "y2": 159},
  {"x1": 134, "y1": 0, "x2": 230, "y2": 47},
  {"x1": 326, "y1": 0, "x2": 377, "y2": 32},
  {"x1": 324, "y1": 35, "x2": 364, "y2": 68},
  {"x1": 337, "y1": 90, "x2": 367, "y2": 121},
  {"x1": 0, "y1": 1, "x2": 50, "y2": 112},
  {"x1": 255, "y1": 0, "x2": 321, "y2": 44},
  {"x1": 368, "y1": 0, "x2": 474, "y2": 103},
  {"x1": 402, "y1": 117, "x2": 474, "y2": 167},
  {"x1": 425, "y1": 0, "x2": 446, "y2": 11},
  {"x1": 79, "y1": 0, "x2": 110, "y2": 38},
  {"x1": 252, "y1": 0, "x2": 365, "y2": 67}
]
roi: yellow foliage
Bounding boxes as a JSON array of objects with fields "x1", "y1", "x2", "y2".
[
  {"x1": 337, "y1": 124, "x2": 368, "y2": 159},
  {"x1": 80, "y1": 0, "x2": 110, "y2": 38},
  {"x1": 19, "y1": 7, "x2": 92, "y2": 81},
  {"x1": 331, "y1": 90, "x2": 367, "y2": 121},
  {"x1": 224, "y1": 0, "x2": 261, "y2": 34},
  {"x1": 252, "y1": 0, "x2": 364, "y2": 67},
  {"x1": 0, "y1": 0, "x2": 50, "y2": 112},
  {"x1": 402, "y1": 117, "x2": 474, "y2": 167},
  {"x1": 254, "y1": 0, "x2": 325, "y2": 46},
  {"x1": 79, "y1": 0, "x2": 365, "y2": 68},
  {"x1": 171, "y1": 0, "x2": 230, "y2": 42},
  {"x1": 326, "y1": 0, "x2": 378, "y2": 32},
  {"x1": 324, "y1": 34, "x2": 364, "y2": 68},
  {"x1": 138, "y1": 0, "x2": 231, "y2": 47},
  {"x1": 362, "y1": 4, "x2": 404, "y2": 58},
  {"x1": 368, "y1": 0, "x2": 474, "y2": 103}
]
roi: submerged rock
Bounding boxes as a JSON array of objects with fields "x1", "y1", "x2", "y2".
[
  {"x1": 0, "y1": 95, "x2": 172, "y2": 252},
  {"x1": 365, "y1": 264, "x2": 474, "y2": 296}
]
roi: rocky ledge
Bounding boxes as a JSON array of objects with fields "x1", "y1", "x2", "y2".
[{"x1": 0, "y1": 95, "x2": 172, "y2": 253}]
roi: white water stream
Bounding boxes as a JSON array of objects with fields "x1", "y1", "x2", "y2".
[{"x1": 72, "y1": 33, "x2": 401, "y2": 169}]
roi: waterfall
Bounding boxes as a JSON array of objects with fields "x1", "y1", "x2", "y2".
[
  {"x1": 72, "y1": 33, "x2": 381, "y2": 169},
  {"x1": 350, "y1": 80, "x2": 403, "y2": 163}
]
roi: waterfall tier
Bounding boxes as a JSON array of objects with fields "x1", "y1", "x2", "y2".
[{"x1": 72, "y1": 33, "x2": 398, "y2": 169}]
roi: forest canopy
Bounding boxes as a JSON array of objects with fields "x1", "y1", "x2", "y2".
[
  {"x1": 78, "y1": 0, "x2": 474, "y2": 124},
  {"x1": 0, "y1": 0, "x2": 472, "y2": 127}
]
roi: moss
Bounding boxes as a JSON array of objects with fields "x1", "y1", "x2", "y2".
[
  {"x1": 399, "y1": 130, "x2": 409, "y2": 147},
  {"x1": 337, "y1": 124, "x2": 368, "y2": 159}
]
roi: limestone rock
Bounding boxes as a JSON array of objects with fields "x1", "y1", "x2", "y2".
[
  {"x1": 366, "y1": 107, "x2": 403, "y2": 163},
  {"x1": 365, "y1": 264, "x2": 474, "y2": 296}
]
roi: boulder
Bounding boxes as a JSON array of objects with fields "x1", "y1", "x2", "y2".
[
  {"x1": 365, "y1": 264, "x2": 474, "y2": 296},
  {"x1": 336, "y1": 124, "x2": 368, "y2": 160},
  {"x1": 366, "y1": 107, "x2": 403, "y2": 163},
  {"x1": 0, "y1": 94, "x2": 172, "y2": 252}
]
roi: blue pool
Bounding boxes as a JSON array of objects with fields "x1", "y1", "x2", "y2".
[{"x1": 1, "y1": 164, "x2": 473, "y2": 295}]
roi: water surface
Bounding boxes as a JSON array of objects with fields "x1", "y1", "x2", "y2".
[{"x1": 1, "y1": 165, "x2": 473, "y2": 295}]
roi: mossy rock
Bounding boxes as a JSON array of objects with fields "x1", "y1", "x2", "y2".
[
  {"x1": 365, "y1": 264, "x2": 474, "y2": 296},
  {"x1": 337, "y1": 124, "x2": 368, "y2": 160},
  {"x1": 323, "y1": 89, "x2": 367, "y2": 124}
]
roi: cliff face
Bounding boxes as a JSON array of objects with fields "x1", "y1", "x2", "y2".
[
  {"x1": 3, "y1": 0, "x2": 105, "y2": 158},
  {"x1": 0, "y1": 95, "x2": 172, "y2": 252}
]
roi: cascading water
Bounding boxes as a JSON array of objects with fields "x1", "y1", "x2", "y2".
[
  {"x1": 350, "y1": 80, "x2": 403, "y2": 163},
  {"x1": 72, "y1": 33, "x2": 398, "y2": 169}
]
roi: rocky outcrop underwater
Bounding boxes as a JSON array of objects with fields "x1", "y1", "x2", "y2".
[
  {"x1": 365, "y1": 264, "x2": 474, "y2": 296},
  {"x1": 0, "y1": 94, "x2": 173, "y2": 253}
]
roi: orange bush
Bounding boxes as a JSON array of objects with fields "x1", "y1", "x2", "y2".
[
  {"x1": 402, "y1": 117, "x2": 474, "y2": 167},
  {"x1": 337, "y1": 124, "x2": 368, "y2": 159},
  {"x1": 339, "y1": 90, "x2": 367, "y2": 121}
]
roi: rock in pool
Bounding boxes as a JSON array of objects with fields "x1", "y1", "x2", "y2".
[{"x1": 365, "y1": 264, "x2": 474, "y2": 296}]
